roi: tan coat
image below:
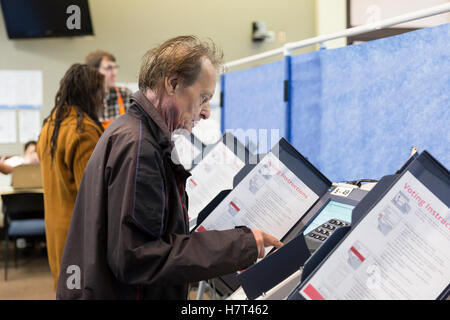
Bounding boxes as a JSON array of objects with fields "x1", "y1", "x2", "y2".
[{"x1": 37, "y1": 107, "x2": 102, "y2": 290}]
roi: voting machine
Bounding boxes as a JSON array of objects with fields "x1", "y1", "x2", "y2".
[
  {"x1": 233, "y1": 182, "x2": 373, "y2": 300},
  {"x1": 284, "y1": 150, "x2": 450, "y2": 300},
  {"x1": 230, "y1": 150, "x2": 428, "y2": 300},
  {"x1": 228, "y1": 148, "x2": 423, "y2": 300},
  {"x1": 191, "y1": 138, "x2": 332, "y2": 296}
]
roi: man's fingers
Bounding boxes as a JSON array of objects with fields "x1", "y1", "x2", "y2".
[
  {"x1": 263, "y1": 232, "x2": 283, "y2": 249},
  {"x1": 258, "y1": 247, "x2": 265, "y2": 259},
  {"x1": 251, "y1": 229, "x2": 283, "y2": 259}
]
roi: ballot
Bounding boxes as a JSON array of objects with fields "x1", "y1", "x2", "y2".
[{"x1": 299, "y1": 169, "x2": 450, "y2": 300}]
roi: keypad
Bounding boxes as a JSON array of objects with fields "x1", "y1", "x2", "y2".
[{"x1": 306, "y1": 219, "x2": 349, "y2": 247}]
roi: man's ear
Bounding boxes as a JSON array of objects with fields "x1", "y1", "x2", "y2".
[{"x1": 164, "y1": 76, "x2": 178, "y2": 96}]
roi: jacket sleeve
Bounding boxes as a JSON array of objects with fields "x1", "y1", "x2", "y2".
[{"x1": 104, "y1": 128, "x2": 258, "y2": 287}]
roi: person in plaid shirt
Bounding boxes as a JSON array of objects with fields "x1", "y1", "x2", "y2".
[{"x1": 85, "y1": 50, "x2": 133, "y2": 129}]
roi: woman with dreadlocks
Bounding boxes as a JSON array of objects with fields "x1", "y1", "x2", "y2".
[{"x1": 37, "y1": 63, "x2": 105, "y2": 290}]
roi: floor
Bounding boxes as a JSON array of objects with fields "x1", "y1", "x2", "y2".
[
  {"x1": 0, "y1": 240, "x2": 213, "y2": 300},
  {"x1": 0, "y1": 241, "x2": 55, "y2": 300}
]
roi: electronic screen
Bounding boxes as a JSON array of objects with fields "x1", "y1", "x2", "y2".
[
  {"x1": 303, "y1": 200, "x2": 355, "y2": 235},
  {"x1": 0, "y1": 0, "x2": 93, "y2": 39}
]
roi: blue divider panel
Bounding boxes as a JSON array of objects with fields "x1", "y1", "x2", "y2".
[
  {"x1": 290, "y1": 23, "x2": 450, "y2": 182},
  {"x1": 223, "y1": 60, "x2": 286, "y2": 154}
]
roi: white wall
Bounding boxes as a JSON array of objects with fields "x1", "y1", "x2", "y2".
[
  {"x1": 0, "y1": 0, "x2": 317, "y2": 155},
  {"x1": 315, "y1": 0, "x2": 348, "y2": 49}
]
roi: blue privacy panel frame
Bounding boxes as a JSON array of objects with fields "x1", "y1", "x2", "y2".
[
  {"x1": 222, "y1": 60, "x2": 287, "y2": 154},
  {"x1": 290, "y1": 23, "x2": 450, "y2": 182}
]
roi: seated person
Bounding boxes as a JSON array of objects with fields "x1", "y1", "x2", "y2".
[
  {"x1": 0, "y1": 140, "x2": 39, "y2": 174},
  {"x1": 23, "y1": 140, "x2": 39, "y2": 164}
]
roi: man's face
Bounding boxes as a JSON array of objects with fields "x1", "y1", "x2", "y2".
[
  {"x1": 171, "y1": 57, "x2": 216, "y2": 133},
  {"x1": 98, "y1": 57, "x2": 118, "y2": 89}
]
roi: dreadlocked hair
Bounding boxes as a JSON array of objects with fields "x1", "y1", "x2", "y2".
[{"x1": 43, "y1": 63, "x2": 105, "y2": 161}]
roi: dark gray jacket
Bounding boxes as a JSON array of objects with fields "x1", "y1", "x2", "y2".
[{"x1": 56, "y1": 90, "x2": 257, "y2": 299}]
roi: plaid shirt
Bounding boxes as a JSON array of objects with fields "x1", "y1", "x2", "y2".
[{"x1": 99, "y1": 86, "x2": 133, "y2": 122}]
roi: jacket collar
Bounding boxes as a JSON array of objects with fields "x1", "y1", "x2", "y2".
[
  {"x1": 130, "y1": 90, "x2": 190, "y2": 177},
  {"x1": 130, "y1": 90, "x2": 172, "y2": 142}
]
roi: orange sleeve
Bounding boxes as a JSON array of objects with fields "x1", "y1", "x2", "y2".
[{"x1": 64, "y1": 124, "x2": 102, "y2": 191}]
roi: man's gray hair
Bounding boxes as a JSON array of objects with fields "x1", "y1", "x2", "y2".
[{"x1": 139, "y1": 35, "x2": 223, "y2": 93}]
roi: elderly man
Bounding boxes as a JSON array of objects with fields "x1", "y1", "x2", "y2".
[{"x1": 57, "y1": 36, "x2": 281, "y2": 300}]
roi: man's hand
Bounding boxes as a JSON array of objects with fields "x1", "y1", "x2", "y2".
[{"x1": 251, "y1": 229, "x2": 283, "y2": 259}]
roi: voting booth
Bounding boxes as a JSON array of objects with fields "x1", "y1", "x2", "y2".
[
  {"x1": 288, "y1": 151, "x2": 449, "y2": 300},
  {"x1": 182, "y1": 128, "x2": 449, "y2": 300},
  {"x1": 189, "y1": 138, "x2": 330, "y2": 295},
  {"x1": 235, "y1": 184, "x2": 372, "y2": 300},
  {"x1": 191, "y1": 137, "x2": 344, "y2": 295},
  {"x1": 231, "y1": 151, "x2": 449, "y2": 300},
  {"x1": 207, "y1": 18, "x2": 450, "y2": 300}
]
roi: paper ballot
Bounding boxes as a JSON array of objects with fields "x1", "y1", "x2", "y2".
[
  {"x1": 300, "y1": 171, "x2": 450, "y2": 300},
  {"x1": 186, "y1": 141, "x2": 245, "y2": 228},
  {"x1": 196, "y1": 152, "x2": 319, "y2": 254}
]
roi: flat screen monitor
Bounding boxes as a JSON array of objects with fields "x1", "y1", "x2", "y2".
[
  {"x1": 0, "y1": 0, "x2": 94, "y2": 39},
  {"x1": 303, "y1": 200, "x2": 355, "y2": 235}
]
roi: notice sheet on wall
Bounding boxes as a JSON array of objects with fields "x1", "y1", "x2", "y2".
[
  {"x1": 18, "y1": 109, "x2": 41, "y2": 143},
  {"x1": 0, "y1": 110, "x2": 17, "y2": 144},
  {"x1": 0, "y1": 70, "x2": 42, "y2": 144}
]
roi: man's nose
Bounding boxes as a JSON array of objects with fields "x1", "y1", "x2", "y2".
[{"x1": 200, "y1": 102, "x2": 210, "y2": 120}]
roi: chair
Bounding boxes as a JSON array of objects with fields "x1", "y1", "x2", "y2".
[{"x1": 1, "y1": 192, "x2": 46, "y2": 281}]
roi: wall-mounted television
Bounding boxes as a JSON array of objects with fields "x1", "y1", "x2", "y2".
[{"x1": 0, "y1": 0, "x2": 94, "y2": 39}]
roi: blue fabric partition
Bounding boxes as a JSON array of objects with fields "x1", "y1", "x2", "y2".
[
  {"x1": 222, "y1": 60, "x2": 286, "y2": 154},
  {"x1": 290, "y1": 23, "x2": 450, "y2": 182}
]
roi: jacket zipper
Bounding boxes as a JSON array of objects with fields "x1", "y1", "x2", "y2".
[
  {"x1": 136, "y1": 285, "x2": 141, "y2": 300},
  {"x1": 177, "y1": 177, "x2": 187, "y2": 221}
]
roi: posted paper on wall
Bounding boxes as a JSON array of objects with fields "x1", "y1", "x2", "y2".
[
  {"x1": 196, "y1": 152, "x2": 319, "y2": 254},
  {"x1": 18, "y1": 109, "x2": 41, "y2": 143},
  {"x1": 0, "y1": 70, "x2": 42, "y2": 107},
  {"x1": 0, "y1": 70, "x2": 42, "y2": 145},
  {"x1": 300, "y1": 171, "x2": 450, "y2": 300},
  {"x1": 0, "y1": 110, "x2": 17, "y2": 143}
]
